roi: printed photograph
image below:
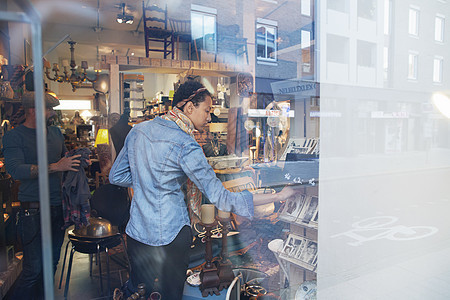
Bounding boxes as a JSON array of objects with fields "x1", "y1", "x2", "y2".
[
  {"x1": 300, "y1": 196, "x2": 319, "y2": 224},
  {"x1": 279, "y1": 192, "x2": 307, "y2": 222},
  {"x1": 298, "y1": 240, "x2": 318, "y2": 265}
]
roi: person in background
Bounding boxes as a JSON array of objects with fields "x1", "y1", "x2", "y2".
[
  {"x1": 2, "y1": 91, "x2": 82, "y2": 299},
  {"x1": 70, "y1": 110, "x2": 85, "y2": 125},
  {"x1": 109, "y1": 110, "x2": 132, "y2": 161},
  {"x1": 109, "y1": 80, "x2": 295, "y2": 299}
]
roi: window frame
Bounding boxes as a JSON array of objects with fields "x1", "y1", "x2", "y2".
[
  {"x1": 408, "y1": 52, "x2": 418, "y2": 80},
  {"x1": 357, "y1": 0, "x2": 377, "y2": 21},
  {"x1": 301, "y1": 29, "x2": 312, "y2": 73},
  {"x1": 435, "y1": 14, "x2": 445, "y2": 42},
  {"x1": 191, "y1": 5, "x2": 217, "y2": 53},
  {"x1": 301, "y1": 0, "x2": 311, "y2": 16},
  {"x1": 408, "y1": 6, "x2": 420, "y2": 36},
  {"x1": 256, "y1": 18, "x2": 278, "y2": 62},
  {"x1": 384, "y1": 0, "x2": 391, "y2": 35},
  {"x1": 433, "y1": 56, "x2": 443, "y2": 83}
]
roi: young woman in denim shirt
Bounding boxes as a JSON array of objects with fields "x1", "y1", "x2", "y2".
[{"x1": 110, "y1": 80, "x2": 294, "y2": 299}]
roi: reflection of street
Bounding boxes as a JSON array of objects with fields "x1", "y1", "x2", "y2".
[{"x1": 331, "y1": 216, "x2": 438, "y2": 246}]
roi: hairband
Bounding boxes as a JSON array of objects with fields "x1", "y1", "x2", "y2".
[{"x1": 176, "y1": 87, "x2": 208, "y2": 108}]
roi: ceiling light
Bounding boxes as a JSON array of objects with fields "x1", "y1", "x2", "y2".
[
  {"x1": 117, "y1": 3, "x2": 134, "y2": 24},
  {"x1": 44, "y1": 41, "x2": 99, "y2": 92}
]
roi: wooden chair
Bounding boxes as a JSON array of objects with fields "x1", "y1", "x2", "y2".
[
  {"x1": 142, "y1": 2, "x2": 174, "y2": 59},
  {"x1": 95, "y1": 171, "x2": 109, "y2": 188},
  {"x1": 169, "y1": 18, "x2": 199, "y2": 60},
  {"x1": 216, "y1": 24, "x2": 249, "y2": 64}
]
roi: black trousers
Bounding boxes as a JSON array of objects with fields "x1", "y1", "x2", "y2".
[
  {"x1": 127, "y1": 225, "x2": 192, "y2": 299},
  {"x1": 11, "y1": 206, "x2": 65, "y2": 300}
]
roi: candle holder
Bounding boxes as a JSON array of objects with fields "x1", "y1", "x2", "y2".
[
  {"x1": 217, "y1": 216, "x2": 235, "y2": 290},
  {"x1": 199, "y1": 221, "x2": 221, "y2": 297}
]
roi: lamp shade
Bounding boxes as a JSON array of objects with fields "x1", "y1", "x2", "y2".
[{"x1": 94, "y1": 128, "x2": 109, "y2": 146}]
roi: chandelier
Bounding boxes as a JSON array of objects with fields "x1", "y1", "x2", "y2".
[
  {"x1": 116, "y1": 3, "x2": 134, "y2": 24},
  {"x1": 44, "y1": 41, "x2": 99, "y2": 92}
]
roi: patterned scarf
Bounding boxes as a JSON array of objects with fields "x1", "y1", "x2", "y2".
[{"x1": 162, "y1": 107, "x2": 203, "y2": 225}]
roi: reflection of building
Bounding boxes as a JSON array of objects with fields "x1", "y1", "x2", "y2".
[
  {"x1": 320, "y1": 0, "x2": 450, "y2": 155},
  {"x1": 318, "y1": 1, "x2": 450, "y2": 299},
  {"x1": 253, "y1": 0, "x2": 318, "y2": 141}
]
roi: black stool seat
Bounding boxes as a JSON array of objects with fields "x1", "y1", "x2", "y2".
[{"x1": 59, "y1": 229, "x2": 125, "y2": 299}]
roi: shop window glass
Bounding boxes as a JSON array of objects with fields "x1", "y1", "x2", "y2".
[
  {"x1": 256, "y1": 22, "x2": 277, "y2": 61},
  {"x1": 435, "y1": 15, "x2": 445, "y2": 42},
  {"x1": 191, "y1": 9, "x2": 217, "y2": 53}
]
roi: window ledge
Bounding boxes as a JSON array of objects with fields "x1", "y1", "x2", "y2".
[{"x1": 257, "y1": 60, "x2": 278, "y2": 66}]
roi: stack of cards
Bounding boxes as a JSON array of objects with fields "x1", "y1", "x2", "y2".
[
  {"x1": 279, "y1": 234, "x2": 318, "y2": 271},
  {"x1": 279, "y1": 193, "x2": 318, "y2": 228}
]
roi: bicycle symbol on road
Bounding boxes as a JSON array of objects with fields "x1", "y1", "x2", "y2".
[{"x1": 331, "y1": 216, "x2": 438, "y2": 246}]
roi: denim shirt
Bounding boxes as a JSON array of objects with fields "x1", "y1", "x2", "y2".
[{"x1": 109, "y1": 117, "x2": 254, "y2": 246}]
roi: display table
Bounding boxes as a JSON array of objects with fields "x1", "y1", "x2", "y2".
[{"x1": 182, "y1": 282, "x2": 227, "y2": 300}]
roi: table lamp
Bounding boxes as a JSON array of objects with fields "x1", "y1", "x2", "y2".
[{"x1": 94, "y1": 128, "x2": 109, "y2": 146}]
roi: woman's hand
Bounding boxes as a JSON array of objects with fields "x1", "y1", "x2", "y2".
[
  {"x1": 253, "y1": 185, "x2": 298, "y2": 206},
  {"x1": 277, "y1": 185, "x2": 297, "y2": 202}
]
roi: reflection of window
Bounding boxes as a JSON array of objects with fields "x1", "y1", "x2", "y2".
[
  {"x1": 191, "y1": 5, "x2": 217, "y2": 53},
  {"x1": 408, "y1": 52, "x2": 418, "y2": 80},
  {"x1": 433, "y1": 57, "x2": 443, "y2": 83},
  {"x1": 383, "y1": 47, "x2": 389, "y2": 81},
  {"x1": 327, "y1": 0, "x2": 348, "y2": 13},
  {"x1": 358, "y1": 0, "x2": 376, "y2": 20},
  {"x1": 301, "y1": 30, "x2": 311, "y2": 73},
  {"x1": 301, "y1": 0, "x2": 311, "y2": 16},
  {"x1": 435, "y1": 15, "x2": 445, "y2": 42},
  {"x1": 301, "y1": 30, "x2": 311, "y2": 49},
  {"x1": 357, "y1": 41, "x2": 376, "y2": 67},
  {"x1": 409, "y1": 7, "x2": 419, "y2": 36},
  {"x1": 327, "y1": 34, "x2": 349, "y2": 64},
  {"x1": 384, "y1": 0, "x2": 391, "y2": 35},
  {"x1": 256, "y1": 19, "x2": 277, "y2": 61}
]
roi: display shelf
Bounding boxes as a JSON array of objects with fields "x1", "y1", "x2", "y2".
[
  {"x1": 278, "y1": 217, "x2": 317, "y2": 231},
  {"x1": 278, "y1": 255, "x2": 316, "y2": 273},
  {"x1": 275, "y1": 184, "x2": 318, "y2": 295}
]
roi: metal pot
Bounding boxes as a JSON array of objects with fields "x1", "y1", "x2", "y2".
[{"x1": 73, "y1": 217, "x2": 119, "y2": 238}]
